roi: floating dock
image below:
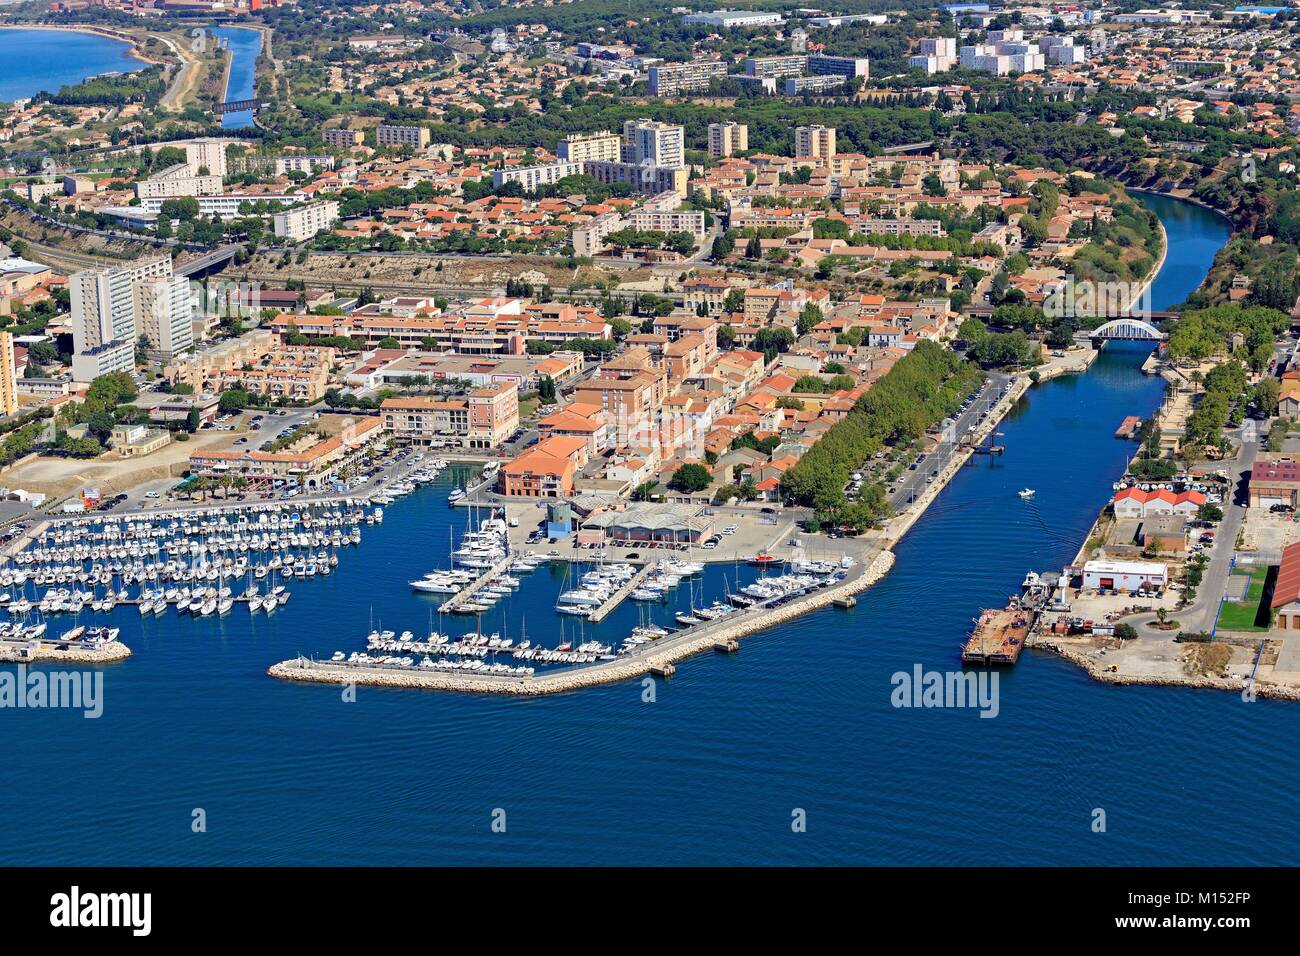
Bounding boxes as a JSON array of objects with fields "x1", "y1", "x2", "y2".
[
  {"x1": 1115, "y1": 416, "x2": 1142, "y2": 439},
  {"x1": 586, "y1": 563, "x2": 654, "y2": 624},
  {"x1": 962, "y1": 606, "x2": 1033, "y2": 665},
  {"x1": 438, "y1": 557, "x2": 512, "y2": 614}
]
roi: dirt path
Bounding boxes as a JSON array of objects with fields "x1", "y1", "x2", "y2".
[{"x1": 158, "y1": 33, "x2": 202, "y2": 111}]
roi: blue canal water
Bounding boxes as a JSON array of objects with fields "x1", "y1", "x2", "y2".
[
  {"x1": 0, "y1": 29, "x2": 144, "y2": 103},
  {"x1": 1135, "y1": 190, "x2": 1232, "y2": 309},
  {"x1": 212, "y1": 26, "x2": 261, "y2": 130},
  {"x1": 3, "y1": 196, "x2": 1292, "y2": 867}
]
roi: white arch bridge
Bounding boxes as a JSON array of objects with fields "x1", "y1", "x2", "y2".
[{"x1": 1074, "y1": 317, "x2": 1168, "y2": 341}]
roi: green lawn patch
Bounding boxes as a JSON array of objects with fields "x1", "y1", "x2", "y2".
[{"x1": 1216, "y1": 567, "x2": 1273, "y2": 633}]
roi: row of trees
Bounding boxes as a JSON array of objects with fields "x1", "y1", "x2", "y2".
[{"x1": 782, "y1": 341, "x2": 983, "y2": 521}]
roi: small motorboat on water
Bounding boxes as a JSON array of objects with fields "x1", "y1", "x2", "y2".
[{"x1": 1018, "y1": 489, "x2": 1036, "y2": 499}]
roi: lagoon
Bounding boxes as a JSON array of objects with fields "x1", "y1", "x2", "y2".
[{"x1": 0, "y1": 28, "x2": 144, "y2": 103}]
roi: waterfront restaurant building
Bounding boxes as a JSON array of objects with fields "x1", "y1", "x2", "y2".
[{"x1": 1081, "y1": 559, "x2": 1168, "y2": 592}]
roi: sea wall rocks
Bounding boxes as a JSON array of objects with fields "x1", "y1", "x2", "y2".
[
  {"x1": 1032, "y1": 638, "x2": 1300, "y2": 702},
  {"x1": 0, "y1": 641, "x2": 131, "y2": 664}
]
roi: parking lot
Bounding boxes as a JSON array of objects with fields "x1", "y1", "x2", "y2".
[{"x1": 504, "y1": 503, "x2": 810, "y2": 565}]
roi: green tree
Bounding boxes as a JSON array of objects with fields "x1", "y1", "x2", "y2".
[
  {"x1": 87, "y1": 410, "x2": 115, "y2": 444},
  {"x1": 668, "y1": 463, "x2": 712, "y2": 493},
  {"x1": 219, "y1": 388, "x2": 250, "y2": 415}
]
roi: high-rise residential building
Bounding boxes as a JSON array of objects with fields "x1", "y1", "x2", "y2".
[
  {"x1": 708, "y1": 122, "x2": 749, "y2": 159},
  {"x1": 492, "y1": 161, "x2": 586, "y2": 191},
  {"x1": 622, "y1": 119, "x2": 686, "y2": 168},
  {"x1": 681, "y1": 10, "x2": 784, "y2": 28},
  {"x1": 134, "y1": 166, "x2": 224, "y2": 200},
  {"x1": 376, "y1": 124, "x2": 431, "y2": 149},
  {"x1": 70, "y1": 256, "x2": 173, "y2": 379},
  {"x1": 647, "y1": 61, "x2": 728, "y2": 97},
  {"x1": 918, "y1": 37, "x2": 957, "y2": 60},
  {"x1": 785, "y1": 74, "x2": 853, "y2": 95},
  {"x1": 182, "y1": 138, "x2": 229, "y2": 178},
  {"x1": 584, "y1": 161, "x2": 689, "y2": 197},
  {"x1": 0, "y1": 331, "x2": 16, "y2": 417},
  {"x1": 744, "y1": 55, "x2": 808, "y2": 79},
  {"x1": 137, "y1": 275, "x2": 194, "y2": 362},
  {"x1": 557, "y1": 131, "x2": 622, "y2": 164},
  {"x1": 794, "y1": 125, "x2": 836, "y2": 162},
  {"x1": 806, "y1": 54, "x2": 870, "y2": 79}
]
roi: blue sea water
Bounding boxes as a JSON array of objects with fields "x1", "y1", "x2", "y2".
[
  {"x1": 212, "y1": 26, "x2": 261, "y2": 130},
  {"x1": 0, "y1": 195, "x2": 1283, "y2": 867},
  {"x1": 0, "y1": 28, "x2": 144, "y2": 103}
]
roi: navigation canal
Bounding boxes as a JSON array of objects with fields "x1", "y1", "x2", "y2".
[
  {"x1": 5, "y1": 195, "x2": 1290, "y2": 867},
  {"x1": 212, "y1": 26, "x2": 261, "y2": 130}
]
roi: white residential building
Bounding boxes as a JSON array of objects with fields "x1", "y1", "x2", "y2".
[
  {"x1": 137, "y1": 274, "x2": 194, "y2": 362},
  {"x1": 795, "y1": 125, "x2": 836, "y2": 161},
  {"x1": 682, "y1": 11, "x2": 784, "y2": 28},
  {"x1": 71, "y1": 340, "x2": 136, "y2": 382},
  {"x1": 271, "y1": 200, "x2": 341, "y2": 242},
  {"x1": 622, "y1": 119, "x2": 686, "y2": 168},
  {"x1": 558, "y1": 131, "x2": 623, "y2": 164},
  {"x1": 134, "y1": 164, "x2": 224, "y2": 200},
  {"x1": 182, "y1": 138, "x2": 230, "y2": 178},
  {"x1": 492, "y1": 161, "x2": 586, "y2": 191},
  {"x1": 141, "y1": 193, "x2": 303, "y2": 220},
  {"x1": 70, "y1": 256, "x2": 173, "y2": 357}
]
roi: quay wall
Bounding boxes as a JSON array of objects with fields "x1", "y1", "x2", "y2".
[
  {"x1": 268, "y1": 550, "x2": 896, "y2": 696},
  {"x1": 884, "y1": 374, "x2": 1031, "y2": 548},
  {"x1": 0, "y1": 641, "x2": 131, "y2": 665}
]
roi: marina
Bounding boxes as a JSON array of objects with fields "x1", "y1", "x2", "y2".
[
  {"x1": 0, "y1": 498, "x2": 387, "y2": 625},
  {"x1": 317, "y1": 542, "x2": 858, "y2": 679},
  {"x1": 7, "y1": 195, "x2": 1286, "y2": 867}
]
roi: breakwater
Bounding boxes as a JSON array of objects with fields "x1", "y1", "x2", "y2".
[{"x1": 0, "y1": 640, "x2": 130, "y2": 664}]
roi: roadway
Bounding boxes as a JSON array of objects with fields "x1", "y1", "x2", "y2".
[
  {"x1": 888, "y1": 373, "x2": 1010, "y2": 512},
  {"x1": 1127, "y1": 429, "x2": 1258, "y2": 638}
]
